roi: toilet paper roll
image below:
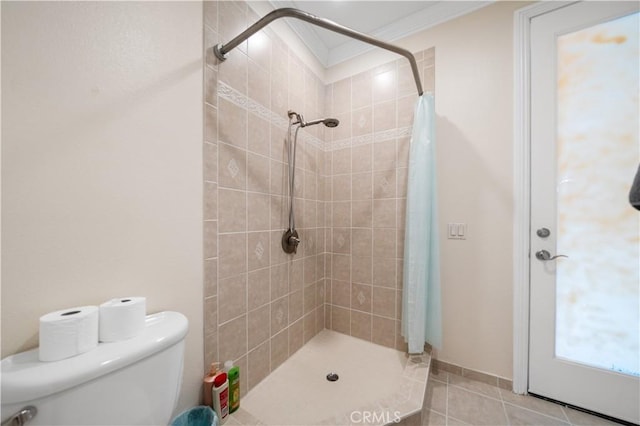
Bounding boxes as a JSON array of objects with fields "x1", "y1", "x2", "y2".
[
  {"x1": 39, "y1": 306, "x2": 99, "y2": 362},
  {"x1": 99, "y1": 297, "x2": 146, "y2": 342}
]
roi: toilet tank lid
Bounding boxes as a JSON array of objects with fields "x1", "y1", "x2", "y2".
[{"x1": 1, "y1": 311, "x2": 188, "y2": 405}]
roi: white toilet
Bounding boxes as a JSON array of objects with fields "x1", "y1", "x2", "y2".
[{"x1": 1, "y1": 311, "x2": 188, "y2": 426}]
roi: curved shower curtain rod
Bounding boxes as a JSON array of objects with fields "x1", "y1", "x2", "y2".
[{"x1": 213, "y1": 7, "x2": 424, "y2": 96}]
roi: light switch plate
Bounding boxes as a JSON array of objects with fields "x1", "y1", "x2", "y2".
[{"x1": 447, "y1": 223, "x2": 466, "y2": 240}]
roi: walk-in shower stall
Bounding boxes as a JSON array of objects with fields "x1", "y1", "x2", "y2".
[{"x1": 203, "y1": 4, "x2": 436, "y2": 424}]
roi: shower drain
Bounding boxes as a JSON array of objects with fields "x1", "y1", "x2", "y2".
[{"x1": 326, "y1": 372, "x2": 339, "y2": 382}]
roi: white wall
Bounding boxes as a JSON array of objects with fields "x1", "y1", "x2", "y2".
[
  {"x1": 328, "y1": 1, "x2": 529, "y2": 379},
  {"x1": 422, "y1": 2, "x2": 518, "y2": 380},
  {"x1": 1, "y1": 1, "x2": 203, "y2": 411}
]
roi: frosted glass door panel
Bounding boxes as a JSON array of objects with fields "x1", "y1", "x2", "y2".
[
  {"x1": 530, "y1": 3, "x2": 639, "y2": 421},
  {"x1": 555, "y1": 12, "x2": 640, "y2": 377}
]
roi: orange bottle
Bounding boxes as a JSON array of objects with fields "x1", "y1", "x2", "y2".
[{"x1": 202, "y1": 363, "x2": 219, "y2": 407}]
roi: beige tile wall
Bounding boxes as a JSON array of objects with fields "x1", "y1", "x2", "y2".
[
  {"x1": 323, "y1": 48, "x2": 435, "y2": 352},
  {"x1": 204, "y1": 1, "x2": 327, "y2": 397},
  {"x1": 205, "y1": 0, "x2": 435, "y2": 395}
]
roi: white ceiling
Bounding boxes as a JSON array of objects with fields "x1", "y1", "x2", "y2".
[{"x1": 265, "y1": 1, "x2": 494, "y2": 67}]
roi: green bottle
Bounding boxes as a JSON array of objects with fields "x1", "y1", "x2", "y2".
[{"x1": 224, "y1": 361, "x2": 240, "y2": 413}]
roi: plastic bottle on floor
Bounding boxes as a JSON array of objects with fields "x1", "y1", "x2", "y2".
[
  {"x1": 212, "y1": 372, "x2": 229, "y2": 424},
  {"x1": 202, "y1": 363, "x2": 219, "y2": 408},
  {"x1": 224, "y1": 360, "x2": 240, "y2": 413}
]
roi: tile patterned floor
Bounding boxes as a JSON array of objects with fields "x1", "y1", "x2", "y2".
[{"x1": 424, "y1": 369, "x2": 625, "y2": 426}]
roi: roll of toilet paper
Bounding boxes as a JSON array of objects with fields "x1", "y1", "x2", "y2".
[
  {"x1": 39, "y1": 306, "x2": 99, "y2": 362},
  {"x1": 99, "y1": 297, "x2": 146, "y2": 342}
]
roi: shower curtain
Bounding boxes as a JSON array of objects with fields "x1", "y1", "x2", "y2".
[{"x1": 401, "y1": 93, "x2": 442, "y2": 353}]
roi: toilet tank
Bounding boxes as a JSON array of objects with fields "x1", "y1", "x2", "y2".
[{"x1": 1, "y1": 311, "x2": 188, "y2": 426}]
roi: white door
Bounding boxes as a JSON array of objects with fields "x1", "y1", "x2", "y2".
[{"x1": 529, "y1": 1, "x2": 640, "y2": 423}]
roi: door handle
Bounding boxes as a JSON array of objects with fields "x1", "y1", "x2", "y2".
[
  {"x1": 535, "y1": 250, "x2": 568, "y2": 261},
  {"x1": 1, "y1": 406, "x2": 37, "y2": 426}
]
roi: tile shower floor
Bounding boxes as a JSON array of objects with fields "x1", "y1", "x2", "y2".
[
  {"x1": 424, "y1": 369, "x2": 625, "y2": 426},
  {"x1": 227, "y1": 329, "x2": 429, "y2": 426}
]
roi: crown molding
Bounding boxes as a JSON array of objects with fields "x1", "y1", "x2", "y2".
[
  {"x1": 265, "y1": 0, "x2": 331, "y2": 65},
  {"x1": 265, "y1": 1, "x2": 494, "y2": 68},
  {"x1": 327, "y1": 1, "x2": 494, "y2": 66}
]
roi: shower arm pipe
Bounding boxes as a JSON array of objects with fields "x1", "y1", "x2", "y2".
[{"x1": 214, "y1": 7, "x2": 424, "y2": 96}]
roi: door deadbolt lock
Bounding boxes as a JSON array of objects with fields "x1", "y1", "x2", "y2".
[{"x1": 536, "y1": 228, "x2": 551, "y2": 238}]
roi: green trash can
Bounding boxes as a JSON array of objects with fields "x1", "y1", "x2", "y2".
[{"x1": 171, "y1": 406, "x2": 218, "y2": 426}]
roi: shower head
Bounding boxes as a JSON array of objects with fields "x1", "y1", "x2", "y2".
[
  {"x1": 302, "y1": 117, "x2": 340, "y2": 128},
  {"x1": 288, "y1": 111, "x2": 339, "y2": 128},
  {"x1": 322, "y1": 118, "x2": 340, "y2": 128}
]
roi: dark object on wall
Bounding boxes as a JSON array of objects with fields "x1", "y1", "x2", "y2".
[{"x1": 630, "y1": 164, "x2": 640, "y2": 211}]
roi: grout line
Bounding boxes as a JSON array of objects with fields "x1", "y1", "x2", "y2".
[
  {"x1": 447, "y1": 381, "x2": 505, "y2": 404},
  {"x1": 217, "y1": 309, "x2": 247, "y2": 328},
  {"x1": 430, "y1": 408, "x2": 446, "y2": 417},
  {"x1": 560, "y1": 406, "x2": 573, "y2": 424},
  {"x1": 445, "y1": 373, "x2": 450, "y2": 424},
  {"x1": 448, "y1": 415, "x2": 470, "y2": 425},
  {"x1": 503, "y1": 402, "x2": 571, "y2": 424},
  {"x1": 499, "y1": 384, "x2": 510, "y2": 425}
]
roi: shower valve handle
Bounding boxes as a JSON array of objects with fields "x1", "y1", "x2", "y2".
[{"x1": 282, "y1": 229, "x2": 300, "y2": 254}]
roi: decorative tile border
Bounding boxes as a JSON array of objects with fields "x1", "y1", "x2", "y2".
[
  {"x1": 331, "y1": 126, "x2": 413, "y2": 151},
  {"x1": 218, "y1": 81, "x2": 325, "y2": 151},
  {"x1": 218, "y1": 81, "x2": 413, "y2": 153}
]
